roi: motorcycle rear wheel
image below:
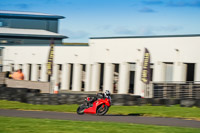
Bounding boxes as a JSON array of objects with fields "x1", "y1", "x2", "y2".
[
  {"x1": 96, "y1": 104, "x2": 109, "y2": 116},
  {"x1": 77, "y1": 105, "x2": 85, "y2": 115}
]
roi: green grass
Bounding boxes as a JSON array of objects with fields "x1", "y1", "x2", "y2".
[
  {"x1": 109, "y1": 105, "x2": 200, "y2": 120},
  {"x1": 0, "y1": 116, "x2": 199, "y2": 133},
  {"x1": 0, "y1": 100, "x2": 78, "y2": 112},
  {"x1": 0, "y1": 100, "x2": 200, "y2": 120}
]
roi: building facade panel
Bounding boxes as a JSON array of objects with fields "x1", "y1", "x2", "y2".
[{"x1": 89, "y1": 37, "x2": 200, "y2": 63}]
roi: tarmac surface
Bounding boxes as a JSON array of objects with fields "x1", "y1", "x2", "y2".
[{"x1": 0, "y1": 109, "x2": 200, "y2": 128}]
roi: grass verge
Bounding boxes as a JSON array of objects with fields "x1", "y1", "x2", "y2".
[
  {"x1": 0, "y1": 116, "x2": 199, "y2": 133},
  {"x1": 0, "y1": 100, "x2": 200, "y2": 120}
]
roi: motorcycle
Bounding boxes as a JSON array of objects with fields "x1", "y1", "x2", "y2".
[{"x1": 77, "y1": 95, "x2": 111, "y2": 115}]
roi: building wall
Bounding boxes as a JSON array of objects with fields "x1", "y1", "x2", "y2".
[
  {"x1": 2, "y1": 36, "x2": 200, "y2": 96},
  {"x1": 2, "y1": 45, "x2": 90, "y2": 65},
  {"x1": 89, "y1": 36, "x2": 200, "y2": 96},
  {"x1": 89, "y1": 37, "x2": 200, "y2": 63}
]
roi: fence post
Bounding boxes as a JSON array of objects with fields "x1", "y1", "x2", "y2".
[
  {"x1": 176, "y1": 83, "x2": 180, "y2": 99},
  {"x1": 189, "y1": 83, "x2": 193, "y2": 99},
  {"x1": 163, "y1": 83, "x2": 167, "y2": 98},
  {"x1": 144, "y1": 84, "x2": 147, "y2": 98}
]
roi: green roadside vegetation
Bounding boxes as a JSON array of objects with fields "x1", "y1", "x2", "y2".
[
  {"x1": 0, "y1": 116, "x2": 199, "y2": 133},
  {"x1": 0, "y1": 100, "x2": 78, "y2": 112},
  {"x1": 109, "y1": 105, "x2": 200, "y2": 120},
  {"x1": 0, "y1": 100, "x2": 200, "y2": 120}
]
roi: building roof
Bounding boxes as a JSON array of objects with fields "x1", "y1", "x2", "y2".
[
  {"x1": 0, "y1": 27, "x2": 67, "y2": 39},
  {"x1": 62, "y1": 42, "x2": 88, "y2": 46},
  {"x1": 90, "y1": 34, "x2": 200, "y2": 39},
  {"x1": 0, "y1": 10, "x2": 65, "y2": 19}
]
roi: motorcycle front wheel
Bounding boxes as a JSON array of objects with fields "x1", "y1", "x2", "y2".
[
  {"x1": 77, "y1": 105, "x2": 85, "y2": 115},
  {"x1": 96, "y1": 104, "x2": 109, "y2": 116}
]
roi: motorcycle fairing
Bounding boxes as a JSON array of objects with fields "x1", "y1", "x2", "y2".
[{"x1": 84, "y1": 98, "x2": 111, "y2": 114}]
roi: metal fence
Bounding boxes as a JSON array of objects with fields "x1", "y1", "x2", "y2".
[{"x1": 145, "y1": 82, "x2": 200, "y2": 99}]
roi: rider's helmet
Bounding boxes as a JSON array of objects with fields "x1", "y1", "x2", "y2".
[{"x1": 104, "y1": 90, "x2": 111, "y2": 97}]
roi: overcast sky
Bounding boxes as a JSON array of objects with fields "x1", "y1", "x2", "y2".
[{"x1": 1, "y1": 0, "x2": 200, "y2": 43}]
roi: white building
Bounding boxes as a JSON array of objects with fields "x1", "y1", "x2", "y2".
[{"x1": 2, "y1": 35, "x2": 200, "y2": 96}]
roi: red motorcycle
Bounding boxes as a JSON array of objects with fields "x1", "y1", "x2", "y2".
[{"x1": 77, "y1": 91, "x2": 111, "y2": 116}]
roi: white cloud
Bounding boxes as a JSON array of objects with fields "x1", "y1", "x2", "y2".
[{"x1": 139, "y1": 7, "x2": 156, "y2": 13}]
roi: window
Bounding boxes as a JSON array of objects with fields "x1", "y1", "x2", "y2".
[
  {"x1": 129, "y1": 63, "x2": 136, "y2": 93},
  {"x1": 0, "y1": 40, "x2": 8, "y2": 44},
  {"x1": 0, "y1": 39, "x2": 22, "y2": 44},
  {"x1": 185, "y1": 63, "x2": 195, "y2": 82},
  {"x1": 0, "y1": 22, "x2": 2, "y2": 27},
  {"x1": 150, "y1": 64, "x2": 154, "y2": 81}
]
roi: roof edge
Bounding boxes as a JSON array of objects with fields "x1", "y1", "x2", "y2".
[
  {"x1": 90, "y1": 34, "x2": 200, "y2": 39},
  {"x1": 0, "y1": 10, "x2": 65, "y2": 19},
  {"x1": 0, "y1": 33, "x2": 68, "y2": 39}
]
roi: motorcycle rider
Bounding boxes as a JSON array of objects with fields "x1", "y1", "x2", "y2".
[{"x1": 87, "y1": 90, "x2": 111, "y2": 107}]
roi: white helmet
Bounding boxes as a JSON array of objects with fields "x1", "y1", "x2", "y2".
[{"x1": 105, "y1": 90, "x2": 111, "y2": 97}]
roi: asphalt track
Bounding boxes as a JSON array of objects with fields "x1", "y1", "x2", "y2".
[{"x1": 0, "y1": 109, "x2": 200, "y2": 128}]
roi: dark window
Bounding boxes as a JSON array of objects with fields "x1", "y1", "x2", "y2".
[
  {"x1": 99, "y1": 63, "x2": 104, "y2": 91},
  {"x1": 150, "y1": 64, "x2": 154, "y2": 81},
  {"x1": 8, "y1": 39, "x2": 22, "y2": 44},
  {"x1": 129, "y1": 63, "x2": 136, "y2": 94},
  {"x1": 81, "y1": 64, "x2": 86, "y2": 91},
  {"x1": 186, "y1": 63, "x2": 195, "y2": 82},
  {"x1": 69, "y1": 64, "x2": 74, "y2": 90},
  {"x1": 0, "y1": 39, "x2": 22, "y2": 44},
  {"x1": 113, "y1": 64, "x2": 119, "y2": 93},
  {"x1": 29, "y1": 64, "x2": 32, "y2": 81}
]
